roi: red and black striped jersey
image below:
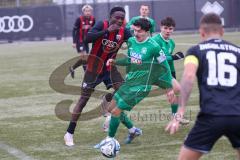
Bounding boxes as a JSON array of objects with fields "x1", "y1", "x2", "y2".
[
  {"x1": 86, "y1": 20, "x2": 132, "y2": 74},
  {"x1": 72, "y1": 15, "x2": 95, "y2": 43}
]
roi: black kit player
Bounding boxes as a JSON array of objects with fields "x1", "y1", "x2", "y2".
[
  {"x1": 70, "y1": 4, "x2": 95, "y2": 75},
  {"x1": 64, "y1": 6, "x2": 133, "y2": 146},
  {"x1": 166, "y1": 13, "x2": 240, "y2": 159}
]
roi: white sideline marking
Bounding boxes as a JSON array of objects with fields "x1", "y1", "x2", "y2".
[
  {"x1": 176, "y1": 42, "x2": 196, "y2": 46},
  {"x1": 0, "y1": 141, "x2": 35, "y2": 160}
]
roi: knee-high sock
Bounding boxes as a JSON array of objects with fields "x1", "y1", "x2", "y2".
[
  {"x1": 120, "y1": 112, "x2": 133, "y2": 129},
  {"x1": 67, "y1": 96, "x2": 90, "y2": 134},
  {"x1": 171, "y1": 104, "x2": 178, "y2": 115},
  {"x1": 108, "y1": 115, "x2": 120, "y2": 138}
]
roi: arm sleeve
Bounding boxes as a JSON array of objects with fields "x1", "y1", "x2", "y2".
[
  {"x1": 171, "y1": 40, "x2": 175, "y2": 55},
  {"x1": 72, "y1": 18, "x2": 80, "y2": 43},
  {"x1": 158, "y1": 60, "x2": 173, "y2": 89},
  {"x1": 184, "y1": 46, "x2": 200, "y2": 66},
  {"x1": 115, "y1": 58, "x2": 129, "y2": 66},
  {"x1": 154, "y1": 47, "x2": 173, "y2": 89},
  {"x1": 85, "y1": 21, "x2": 108, "y2": 43},
  {"x1": 166, "y1": 55, "x2": 173, "y2": 61},
  {"x1": 165, "y1": 40, "x2": 175, "y2": 60}
]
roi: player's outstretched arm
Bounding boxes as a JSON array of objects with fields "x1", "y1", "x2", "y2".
[
  {"x1": 165, "y1": 58, "x2": 198, "y2": 134},
  {"x1": 106, "y1": 59, "x2": 115, "y2": 66}
]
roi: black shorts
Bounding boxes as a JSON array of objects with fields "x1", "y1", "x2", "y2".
[
  {"x1": 76, "y1": 42, "x2": 89, "y2": 53},
  {"x1": 184, "y1": 113, "x2": 240, "y2": 153},
  {"x1": 81, "y1": 67, "x2": 124, "y2": 96}
]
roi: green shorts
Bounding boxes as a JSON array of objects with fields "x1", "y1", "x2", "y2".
[{"x1": 113, "y1": 83, "x2": 151, "y2": 111}]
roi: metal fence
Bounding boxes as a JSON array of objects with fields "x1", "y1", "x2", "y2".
[{"x1": 0, "y1": 0, "x2": 239, "y2": 42}]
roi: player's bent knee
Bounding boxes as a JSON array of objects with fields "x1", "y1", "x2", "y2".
[
  {"x1": 178, "y1": 146, "x2": 203, "y2": 160},
  {"x1": 111, "y1": 106, "x2": 122, "y2": 117},
  {"x1": 107, "y1": 100, "x2": 116, "y2": 112}
]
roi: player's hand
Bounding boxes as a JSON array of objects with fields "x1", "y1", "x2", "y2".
[
  {"x1": 106, "y1": 59, "x2": 115, "y2": 66},
  {"x1": 165, "y1": 88, "x2": 175, "y2": 104},
  {"x1": 121, "y1": 42, "x2": 128, "y2": 50},
  {"x1": 165, "y1": 117, "x2": 180, "y2": 134},
  {"x1": 172, "y1": 52, "x2": 184, "y2": 60},
  {"x1": 72, "y1": 43, "x2": 76, "y2": 48},
  {"x1": 107, "y1": 24, "x2": 120, "y2": 32}
]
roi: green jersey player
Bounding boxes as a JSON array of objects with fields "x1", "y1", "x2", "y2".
[
  {"x1": 152, "y1": 17, "x2": 189, "y2": 124},
  {"x1": 95, "y1": 18, "x2": 175, "y2": 149},
  {"x1": 126, "y1": 5, "x2": 156, "y2": 34}
]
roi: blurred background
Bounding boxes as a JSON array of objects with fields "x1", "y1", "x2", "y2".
[{"x1": 0, "y1": 0, "x2": 239, "y2": 42}]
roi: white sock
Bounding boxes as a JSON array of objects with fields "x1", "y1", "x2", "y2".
[
  {"x1": 128, "y1": 127, "x2": 136, "y2": 133},
  {"x1": 66, "y1": 132, "x2": 73, "y2": 137}
]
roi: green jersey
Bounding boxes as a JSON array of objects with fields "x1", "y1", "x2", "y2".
[
  {"x1": 126, "y1": 16, "x2": 156, "y2": 34},
  {"x1": 152, "y1": 33, "x2": 175, "y2": 72},
  {"x1": 116, "y1": 37, "x2": 172, "y2": 89}
]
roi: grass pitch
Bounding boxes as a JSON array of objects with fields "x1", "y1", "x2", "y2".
[{"x1": 0, "y1": 32, "x2": 240, "y2": 160}]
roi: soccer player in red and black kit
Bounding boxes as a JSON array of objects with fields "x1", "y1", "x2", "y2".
[
  {"x1": 166, "y1": 13, "x2": 240, "y2": 159},
  {"x1": 70, "y1": 4, "x2": 95, "y2": 76},
  {"x1": 64, "y1": 7, "x2": 133, "y2": 146}
]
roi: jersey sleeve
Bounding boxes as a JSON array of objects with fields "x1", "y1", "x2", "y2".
[
  {"x1": 184, "y1": 45, "x2": 199, "y2": 66},
  {"x1": 88, "y1": 21, "x2": 104, "y2": 33},
  {"x1": 171, "y1": 40, "x2": 175, "y2": 55},
  {"x1": 72, "y1": 18, "x2": 80, "y2": 43},
  {"x1": 153, "y1": 45, "x2": 165, "y2": 63},
  {"x1": 85, "y1": 21, "x2": 108, "y2": 43},
  {"x1": 152, "y1": 45, "x2": 173, "y2": 89}
]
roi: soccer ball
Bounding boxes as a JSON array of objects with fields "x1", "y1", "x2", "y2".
[{"x1": 100, "y1": 138, "x2": 120, "y2": 158}]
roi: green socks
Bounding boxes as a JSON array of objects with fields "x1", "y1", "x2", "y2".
[
  {"x1": 108, "y1": 112, "x2": 134, "y2": 137},
  {"x1": 171, "y1": 104, "x2": 178, "y2": 115},
  {"x1": 108, "y1": 115, "x2": 120, "y2": 137},
  {"x1": 120, "y1": 112, "x2": 133, "y2": 129}
]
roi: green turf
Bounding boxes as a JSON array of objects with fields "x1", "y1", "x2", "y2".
[{"x1": 0, "y1": 32, "x2": 240, "y2": 160}]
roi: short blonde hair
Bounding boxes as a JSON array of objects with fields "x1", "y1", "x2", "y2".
[{"x1": 82, "y1": 4, "x2": 93, "y2": 12}]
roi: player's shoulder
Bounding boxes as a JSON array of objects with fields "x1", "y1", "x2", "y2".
[
  {"x1": 93, "y1": 20, "x2": 105, "y2": 28},
  {"x1": 169, "y1": 38, "x2": 175, "y2": 44},
  {"x1": 127, "y1": 37, "x2": 135, "y2": 45},
  {"x1": 152, "y1": 34, "x2": 161, "y2": 42},
  {"x1": 148, "y1": 38, "x2": 160, "y2": 49},
  {"x1": 221, "y1": 39, "x2": 240, "y2": 49},
  {"x1": 152, "y1": 33, "x2": 160, "y2": 39},
  {"x1": 188, "y1": 43, "x2": 199, "y2": 50},
  {"x1": 128, "y1": 36, "x2": 135, "y2": 41},
  {"x1": 129, "y1": 16, "x2": 139, "y2": 22},
  {"x1": 133, "y1": 16, "x2": 140, "y2": 19}
]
